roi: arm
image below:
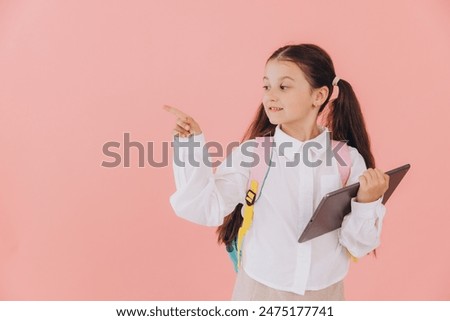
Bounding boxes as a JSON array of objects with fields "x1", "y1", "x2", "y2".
[
  {"x1": 339, "y1": 147, "x2": 389, "y2": 258},
  {"x1": 169, "y1": 133, "x2": 249, "y2": 227}
]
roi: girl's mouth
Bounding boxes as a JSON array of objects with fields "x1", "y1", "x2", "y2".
[{"x1": 269, "y1": 107, "x2": 284, "y2": 112}]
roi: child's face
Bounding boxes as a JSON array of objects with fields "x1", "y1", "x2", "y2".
[{"x1": 262, "y1": 59, "x2": 318, "y2": 128}]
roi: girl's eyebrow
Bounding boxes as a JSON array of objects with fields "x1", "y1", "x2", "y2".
[{"x1": 263, "y1": 76, "x2": 295, "y2": 81}]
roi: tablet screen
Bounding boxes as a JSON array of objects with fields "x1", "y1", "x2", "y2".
[{"x1": 298, "y1": 164, "x2": 411, "y2": 243}]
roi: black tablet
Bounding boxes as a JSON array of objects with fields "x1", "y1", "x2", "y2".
[{"x1": 298, "y1": 164, "x2": 411, "y2": 243}]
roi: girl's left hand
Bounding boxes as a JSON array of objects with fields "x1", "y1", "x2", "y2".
[{"x1": 356, "y1": 168, "x2": 390, "y2": 203}]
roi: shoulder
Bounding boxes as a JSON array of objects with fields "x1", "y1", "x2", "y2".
[
  {"x1": 230, "y1": 138, "x2": 263, "y2": 157},
  {"x1": 330, "y1": 139, "x2": 365, "y2": 168},
  {"x1": 215, "y1": 138, "x2": 260, "y2": 176},
  {"x1": 218, "y1": 137, "x2": 271, "y2": 174},
  {"x1": 344, "y1": 145, "x2": 366, "y2": 168}
]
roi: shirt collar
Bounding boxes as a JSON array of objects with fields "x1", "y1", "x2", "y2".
[{"x1": 272, "y1": 124, "x2": 330, "y2": 161}]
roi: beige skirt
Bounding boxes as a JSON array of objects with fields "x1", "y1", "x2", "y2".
[{"x1": 231, "y1": 268, "x2": 345, "y2": 301}]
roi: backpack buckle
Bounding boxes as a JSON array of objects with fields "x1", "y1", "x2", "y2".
[{"x1": 245, "y1": 189, "x2": 256, "y2": 206}]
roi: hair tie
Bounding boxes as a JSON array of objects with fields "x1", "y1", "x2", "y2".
[{"x1": 332, "y1": 76, "x2": 340, "y2": 86}]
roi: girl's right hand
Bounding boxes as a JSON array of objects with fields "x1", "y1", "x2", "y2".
[
  {"x1": 163, "y1": 104, "x2": 202, "y2": 138},
  {"x1": 356, "y1": 168, "x2": 390, "y2": 203}
]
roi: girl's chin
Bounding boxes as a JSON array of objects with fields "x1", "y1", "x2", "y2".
[{"x1": 266, "y1": 117, "x2": 282, "y2": 125}]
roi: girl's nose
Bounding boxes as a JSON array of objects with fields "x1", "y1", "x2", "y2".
[{"x1": 264, "y1": 88, "x2": 278, "y2": 102}]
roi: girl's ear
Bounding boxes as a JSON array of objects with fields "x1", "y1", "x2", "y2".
[{"x1": 313, "y1": 85, "x2": 329, "y2": 107}]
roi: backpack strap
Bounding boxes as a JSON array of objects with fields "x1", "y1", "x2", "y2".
[
  {"x1": 236, "y1": 136, "x2": 273, "y2": 270},
  {"x1": 244, "y1": 137, "x2": 272, "y2": 207},
  {"x1": 332, "y1": 140, "x2": 359, "y2": 262},
  {"x1": 331, "y1": 140, "x2": 351, "y2": 187}
]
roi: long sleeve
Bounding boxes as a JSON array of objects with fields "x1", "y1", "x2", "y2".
[
  {"x1": 338, "y1": 147, "x2": 387, "y2": 258},
  {"x1": 168, "y1": 133, "x2": 250, "y2": 227}
]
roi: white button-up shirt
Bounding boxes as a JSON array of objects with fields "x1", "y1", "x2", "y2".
[{"x1": 169, "y1": 124, "x2": 386, "y2": 295}]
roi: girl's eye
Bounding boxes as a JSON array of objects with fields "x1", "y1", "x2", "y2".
[{"x1": 262, "y1": 85, "x2": 289, "y2": 90}]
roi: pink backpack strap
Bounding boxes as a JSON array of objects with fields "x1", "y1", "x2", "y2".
[
  {"x1": 248, "y1": 136, "x2": 273, "y2": 193},
  {"x1": 331, "y1": 140, "x2": 351, "y2": 187}
]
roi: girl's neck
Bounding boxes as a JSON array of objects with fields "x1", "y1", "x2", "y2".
[{"x1": 280, "y1": 122, "x2": 321, "y2": 142}]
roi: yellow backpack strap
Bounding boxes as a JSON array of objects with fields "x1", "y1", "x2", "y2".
[
  {"x1": 236, "y1": 136, "x2": 273, "y2": 269},
  {"x1": 346, "y1": 249, "x2": 359, "y2": 262},
  {"x1": 236, "y1": 180, "x2": 258, "y2": 268}
]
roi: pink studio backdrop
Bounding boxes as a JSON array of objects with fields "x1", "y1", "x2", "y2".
[{"x1": 0, "y1": 0, "x2": 449, "y2": 300}]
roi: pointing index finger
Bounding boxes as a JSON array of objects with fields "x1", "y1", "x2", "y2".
[{"x1": 163, "y1": 104, "x2": 187, "y2": 119}]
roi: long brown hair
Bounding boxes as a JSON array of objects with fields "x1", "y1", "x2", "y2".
[{"x1": 217, "y1": 44, "x2": 375, "y2": 250}]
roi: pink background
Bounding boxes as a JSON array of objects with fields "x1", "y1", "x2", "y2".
[{"x1": 1, "y1": 0, "x2": 449, "y2": 300}]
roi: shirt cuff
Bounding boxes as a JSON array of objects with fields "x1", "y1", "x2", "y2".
[
  {"x1": 173, "y1": 132, "x2": 205, "y2": 144},
  {"x1": 172, "y1": 133, "x2": 207, "y2": 167},
  {"x1": 350, "y1": 196, "x2": 383, "y2": 219}
]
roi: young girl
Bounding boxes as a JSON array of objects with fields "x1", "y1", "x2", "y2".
[{"x1": 164, "y1": 44, "x2": 389, "y2": 300}]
